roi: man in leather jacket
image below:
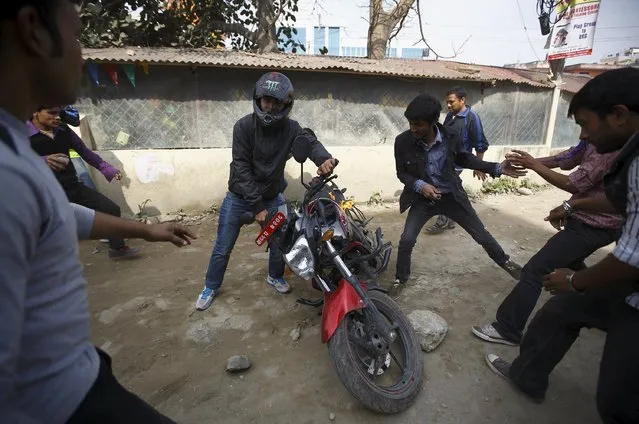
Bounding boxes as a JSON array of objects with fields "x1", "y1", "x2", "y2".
[
  {"x1": 392, "y1": 94, "x2": 524, "y2": 294},
  {"x1": 196, "y1": 72, "x2": 337, "y2": 311}
]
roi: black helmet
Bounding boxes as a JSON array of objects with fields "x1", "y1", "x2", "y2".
[{"x1": 253, "y1": 72, "x2": 294, "y2": 127}]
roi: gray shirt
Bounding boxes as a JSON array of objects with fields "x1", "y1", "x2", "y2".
[{"x1": 0, "y1": 109, "x2": 99, "y2": 424}]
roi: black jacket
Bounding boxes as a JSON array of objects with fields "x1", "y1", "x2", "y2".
[
  {"x1": 228, "y1": 114, "x2": 332, "y2": 213},
  {"x1": 395, "y1": 123, "x2": 501, "y2": 213},
  {"x1": 29, "y1": 123, "x2": 80, "y2": 191}
]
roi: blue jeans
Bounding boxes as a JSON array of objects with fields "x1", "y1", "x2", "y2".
[
  {"x1": 204, "y1": 192, "x2": 286, "y2": 291},
  {"x1": 71, "y1": 157, "x2": 97, "y2": 191}
]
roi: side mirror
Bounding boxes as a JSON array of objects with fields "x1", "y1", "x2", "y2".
[
  {"x1": 292, "y1": 138, "x2": 312, "y2": 163},
  {"x1": 292, "y1": 128, "x2": 316, "y2": 163}
]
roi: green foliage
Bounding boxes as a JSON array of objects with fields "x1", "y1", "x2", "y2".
[
  {"x1": 480, "y1": 177, "x2": 546, "y2": 195},
  {"x1": 80, "y1": 0, "x2": 304, "y2": 51}
]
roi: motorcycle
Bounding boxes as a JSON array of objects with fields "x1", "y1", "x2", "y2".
[{"x1": 239, "y1": 148, "x2": 423, "y2": 414}]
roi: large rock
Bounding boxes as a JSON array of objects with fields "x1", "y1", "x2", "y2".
[
  {"x1": 517, "y1": 187, "x2": 533, "y2": 196},
  {"x1": 407, "y1": 310, "x2": 448, "y2": 352},
  {"x1": 226, "y1": 355, "x2": 252, "y2": 372}
]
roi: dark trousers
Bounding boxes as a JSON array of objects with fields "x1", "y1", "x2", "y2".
[
  {"x1": 396, "y1": 194, "x2": 509, "y2": 282},
  {"x1": 67, "y1": 349, "x2": 177, "y2": 424},
  {"x1": 432, "y1": 169, "x2": 463, "y2": 227},
  {"x1": 508, "y1": 285, "x2": 639, "y2": 423},
  {"x1": 493, "y1": 218, "x2": 619, "y2": 343},
  {"x1": 65, "y1": 183, "x2": 125, "y2": 250}
]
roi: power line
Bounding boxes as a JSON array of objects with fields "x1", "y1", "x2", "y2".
[{"x1": 515, "y1": 0, "x2": 541, "y2": 60}]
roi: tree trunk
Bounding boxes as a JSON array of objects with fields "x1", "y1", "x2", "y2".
[
  {"x1": 367, "y1": 0, "x2": 415, "y2": 60},
  {"x1": 367, "y1": 22, "x2": 392, "y2": 60},
  {"x1": 254, "y1": 0, "x2": 280, "y2": 53}
]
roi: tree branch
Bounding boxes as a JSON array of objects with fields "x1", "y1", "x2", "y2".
[
  {"x1": 388, "y1": 6, "x2": 410, "y2": 43},
  {"x1": 414, "y1": 0, "x2": 468, "y2": 59},
  {"x1": 388, "y1": 0, "x2": 415, "y2": 26}
]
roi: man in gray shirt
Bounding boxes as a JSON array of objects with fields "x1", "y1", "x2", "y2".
[{"x1": 0, "y1": 1, "x2": 194, "y2": 423}]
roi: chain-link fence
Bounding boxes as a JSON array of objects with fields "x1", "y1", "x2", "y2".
[
  {"x1": 552, "y1": 91, "x2": 581, "y2": 148},
  {"x1": 76, "y1": 66, "x2": 555, "y2": 150}
]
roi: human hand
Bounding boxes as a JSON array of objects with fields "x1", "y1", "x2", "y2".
[
  {"x1": 505, "y1": 150, "x2": 539, "y2": 170},
  {"x1": 143, "y1": 223, "x2": 197, "y2": 247},
  {"x1": 317, "y1": 158, "x2": 338, "y2": 176},
  {"x1": 473, "y1": 170, "x2": 487, "y2": 181},
  {"x1": 46, "y1": 153, "x2": 69, "y2": 172},
  {"x1": 255, "y1": 209, "x2": 268, "y2": 225},
  {"x1": 500, "y1": 160, "x2": 528, "y2": 178},
  {"x1": 545, "y1": 204, "x2": 568, "y2": 230},
  {"x1": 422, "y1": 184, "x2": 441, "y2": 200},
  {"x1": 113, "y1": 172, "x2": 123, "y2": 181},
  {"x1": 543, "y1": 268, "x2": 576, "y2": 295}
]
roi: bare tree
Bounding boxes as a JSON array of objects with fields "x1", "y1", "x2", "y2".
[
  {"x1": 367, "y1": 0, "x2": 415, "y2": 60},
  {"x1": 366, "y1": 0, "x2": 470, "y2": 60}
]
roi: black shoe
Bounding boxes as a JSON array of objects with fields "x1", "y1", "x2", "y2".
[
  {"x1": 500, "y1": 259, "x2": 522, "y2": 280},
  {"x1": 485, "y1": 354, "x2": 545, "y2": 404}
]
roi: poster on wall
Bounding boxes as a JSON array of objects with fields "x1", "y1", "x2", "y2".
[{"x1": 547, "y1": 0, "x2": 600, "y2": 61}]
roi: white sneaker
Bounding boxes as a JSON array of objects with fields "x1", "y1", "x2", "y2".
[
  {"x1": 471, "y1": 324, "x2": 518, "y2": 346},
  {"x1": 266, "y1": 276, "x2": 291, "y2": 294},
  {"x1": 195, "y1": 287, "x2": 216, "y2": 311}
]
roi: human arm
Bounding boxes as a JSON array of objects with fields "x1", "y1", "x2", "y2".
[
  {"x1": 68, "y1": 129, "x2": 120, "y2": 181},
  {"x1": 537, "y1": 140, "x2": 588, "y2": 170},
  {"x1": 395, "y1": 136, "x2": 418, "y2": 189},
  {"x1": 0, "y1": 169, "x2": 46, "y2": 424},
  {"x1": 544, "y1": 195, "x2": 620, "y2": 229},
  {"x1": 69, "y1": 203, "x2": 196, "y2": 247},
  {"x1": 543, "y1": 157, "x2": 639, "y2": 293},
  {"x1": 455, "y1": 150, "x2": 526, "y2": 179},
  {"x1": 506, "y1": 150, "x2": 577, "y2": 193},
  {"x1": 229, "y1": 120, "x2": 264, "y2": 214}
]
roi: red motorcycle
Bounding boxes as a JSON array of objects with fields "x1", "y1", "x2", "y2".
[{"x1": 240, "y1": 159, "x2": 423, "y2": 414}]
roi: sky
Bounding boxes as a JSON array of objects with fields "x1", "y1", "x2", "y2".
[{"x1": 294, "y1": 0, "x2": 639, "y2": 66}]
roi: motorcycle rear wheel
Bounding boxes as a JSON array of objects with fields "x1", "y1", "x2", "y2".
[{"x1": 327, "y1": 290, "x2": 423, "y2": 414}]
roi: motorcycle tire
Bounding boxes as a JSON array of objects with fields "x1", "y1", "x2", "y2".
[{"x1": 327, "y1": 290, "x2": 423, "y2": 414}]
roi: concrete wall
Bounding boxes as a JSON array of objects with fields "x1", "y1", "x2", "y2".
[
  {"x1": 74, "y1": 65, "x2": 573, "y2": 215},
  {"x1": 85, "y1": 142, "x2": 558, "y2": 217}
]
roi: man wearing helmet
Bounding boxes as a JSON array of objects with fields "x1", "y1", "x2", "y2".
[{"x1": 196, "y1": 72, "x2": 338, "y2": 311}]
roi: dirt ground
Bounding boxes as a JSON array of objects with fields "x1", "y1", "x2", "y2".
[{"x1": 81, "y1": 187, "x2": 612, "y2": 424}]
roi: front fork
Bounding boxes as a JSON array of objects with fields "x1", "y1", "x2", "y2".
[{"x1": 321, "y1": 240, "x2": 397, "y2": 345}]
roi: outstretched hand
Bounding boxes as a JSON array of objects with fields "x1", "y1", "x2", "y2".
[
  {"x1": 505, "y1": 150, "x2": 539, "y2": 170},
  {"x1": 143, "y1": 223, "x2": 197, "y2": 247},
  {"x1": 500, "y1": 160, "x2": 528, "y2": 178}
]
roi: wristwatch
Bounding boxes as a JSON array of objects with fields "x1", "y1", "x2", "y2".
[
  {"x1": 562, "y1": 200, "x2": 573, "y2": 217},
  {"x1": 567, "y1": 272, "x2": 584, "y2": 292}
]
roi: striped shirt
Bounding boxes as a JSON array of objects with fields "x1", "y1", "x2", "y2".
[{"x1": 612, "y1": 156, "x2": 639, "y2": 309}]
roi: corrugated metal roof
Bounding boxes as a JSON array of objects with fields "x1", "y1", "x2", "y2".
[
  {"x1": 558, "y1": 73, "x2": 591, "y2": 94},
  {"x1": 82, "y1": 47, "x2": 553, "y2": 89},
  {"x1": 506, "y1": 67, "x2": 590, "y2": 93}
]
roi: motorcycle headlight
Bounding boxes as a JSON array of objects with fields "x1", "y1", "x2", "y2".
[{"x1": 283, "y1": 235, "x2": 315, "y2": 280}]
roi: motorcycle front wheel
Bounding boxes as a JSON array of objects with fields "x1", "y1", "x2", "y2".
[{"x1": 327, "y1": 290, "x2": 423, "y2": 414}]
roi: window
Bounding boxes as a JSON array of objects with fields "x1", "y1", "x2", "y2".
[
  {"x1": 328, "y1": 27, "x2": 340, "y2": 56},
  {"x1": 401, "y1": 48, "x2": 423, "y2": 59},
  {"x1": 278, "y1": 27, "x2": 307, "y2": 54},
  {"x1": 314, "y1": 26, "x2": 326, "y2": 54},
  {"x1": 342, "y1": 46, "x2": 367, "y2": 57}
]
